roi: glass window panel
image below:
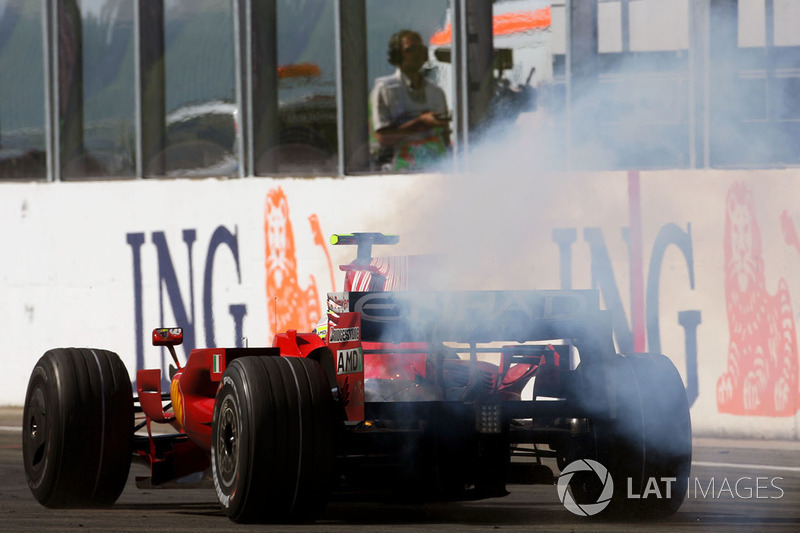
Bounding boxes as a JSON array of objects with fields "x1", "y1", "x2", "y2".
[
  {"x1": 0, "y1": 0, "x2": 47, "y2": 179},
  {"x1": 596, "y1": 77, "x2": 630, "y2": 124},
  {"x1": 774, "y1": 0, "x2": 800, "y2": 47},
  {"x1": 629, "y1": 0, "x2": 688, "y2": 52},
  {"x1": 775, "y1": 73, "x2": 800, "y2": 120},
  {"x1": 598, "y1": 1, "x2": 623, "y2": 53},
  {"x1": 550, "y1": 2, "x2": 567, "y2": 56},
  {"x1": 635, "y1": 75, "x2": 688, "y2": 123},
  {"x1": 163, "y1": 0, "x2": 237, "y2": 177},
  {"x1": 488, "y1": 1, "x2": 553, "y2": 91},
  {"x1": 454, "y1": 0, "x2": 555, "y2": 168},
  {"x1": 739, "y1": 0, "x2": 766, "y2": 48},
  {"x1": 737, "y1": 71, "x2": 768, "y2": 122},
  {"x1": 366, "y1": 0, "x2": 450, "y2": 172},
  {"x1": 272, "y1": 0, "x2": 338, "y2": 175},
  {"x1": 61, "y1": 0, "x2": 135, "y2": 179}
]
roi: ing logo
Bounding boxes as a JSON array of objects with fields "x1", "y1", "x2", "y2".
[{"x1": 556, "y1": 459, "x2": 614, "y2": 516}]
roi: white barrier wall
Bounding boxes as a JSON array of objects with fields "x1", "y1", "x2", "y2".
[{"x1": 2, "y1": 169, "x2": 799, "y2": 440}]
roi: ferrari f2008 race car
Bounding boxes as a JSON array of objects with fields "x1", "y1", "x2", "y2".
[{"x1": 23, "y1": 233, "x2": 691, "y2": 523}]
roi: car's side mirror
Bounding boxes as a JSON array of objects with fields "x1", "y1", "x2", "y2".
[{"x1": 152, "y1": 327, "x2": 183, "y2": 346}]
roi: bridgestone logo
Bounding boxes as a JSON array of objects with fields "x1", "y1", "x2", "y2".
[{"x1": 329, "y1": 327, "x2": 360, "y2": 343}]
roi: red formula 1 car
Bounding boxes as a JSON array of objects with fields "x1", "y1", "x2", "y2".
[{"x1": 23, "y1": 233, "x2": 691, "y2": 523}]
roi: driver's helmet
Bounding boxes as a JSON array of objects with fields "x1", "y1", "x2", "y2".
[{"x1": 312, "y1": 315, "x2": 328, "y2": 340}]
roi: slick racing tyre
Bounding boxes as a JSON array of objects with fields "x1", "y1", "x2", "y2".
[
  {"x1": 574, "y1": 353, "x2": 692, "y2": 519},
  {"x1": 212, "y1": 356, "x2": 335, "y2": 523},
  {"x1": 23, "y1": 348, "x2": 134, "y2": 507}
]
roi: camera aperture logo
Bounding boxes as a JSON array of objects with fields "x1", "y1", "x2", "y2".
[{"x1": 557, "y1": 459, "x2": 614, "y2": 516}]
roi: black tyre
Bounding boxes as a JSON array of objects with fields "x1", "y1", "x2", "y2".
[
  {"x1": 23, "y1": 348, "x2": 134, "y2": 507},
  {"x1": 212, "y1": 356, "x2": 335, "y2": 523},
  {"x1": 574, "y1": 353, "x2": 692, "y2": 519}
]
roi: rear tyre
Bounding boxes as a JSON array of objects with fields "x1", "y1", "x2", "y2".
[
  {"x1": 620, "y1": 353, "x2": 692, "y2": 518},
  {"x1": 23, "y1": 348, "x2": 133, "y2": 507},
  {"x1": 574, "y1": 353, "x2": 692, "y2": 519},
  {"x1": 212, "y1": 356, "x2": 335, "y2": 523}
]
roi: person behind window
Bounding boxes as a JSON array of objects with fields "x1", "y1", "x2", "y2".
[{"x1": 370, "y1": 29, "x2": 450, "y2": 171}]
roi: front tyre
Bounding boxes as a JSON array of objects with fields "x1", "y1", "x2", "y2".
[
  {"x1": 23, "y1": 348, "x2": 133, "y2": 507},
  {"x1": 212, "y1": 356, "x2": 334, "y2": 523}
]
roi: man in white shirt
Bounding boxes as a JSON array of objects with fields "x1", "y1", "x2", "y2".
[{"x1": 370, "y1": 30, "x2": 450, "y2": 171}]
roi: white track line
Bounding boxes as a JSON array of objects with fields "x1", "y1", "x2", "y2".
[
  {"x1": 693, "y1": 461, "x2": 800, "y2": 473},
  {"x1": 1, "y1": 423, "x2": 797, "y2": 474}
]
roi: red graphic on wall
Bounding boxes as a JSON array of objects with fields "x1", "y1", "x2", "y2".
[
  {"x1": 264, "y1": 187, "x2": 330, "y2": 337},
  {"x1": 717, "y1": 183, "x2": 799, "y2": 416},
  {"x1": 782, "y1": 210, "x2": 800, "y2": 256}
]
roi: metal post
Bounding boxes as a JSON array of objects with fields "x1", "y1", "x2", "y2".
[
  {"x1": 465, "y1": 0, "x2": 494, "y2": 134},
  {"x1": 452, "y1": 0, "x2": 469, "y2": 170},
  {"x1": 56, "y1": 0, "x2": 84, "y2": 178},
  {"x1": 566, "y1": 0, "x2": 598, "y2": 169},
  {"x1": 133, "y1": 0, "x2": 141, "y2": 177},
  {"x1": 334, "y1": 0, "x2": 369, "y2": 175},
  {"x1": 232, "y1": 0, "x2": 245, "y2": 178},
  {"x1": 136, "y1": 0, "x2": 166, "y2": 177},
  {"x1": 50, "y1": 0, "x2": 61, "y2": 180},
  {"x1": 765, "y1": 0, "x2": 773, "y2": 123},
  {"x1": 249, "y1": 0, "x2": 278, "y2": 175},
  {"x1": 237, "y1": 0, "x2": 255, "y2": 177},
  {"x1": 708, "y1": 0, "x2": 737, "y2": 168},
  {"x1": 621, "y1": 0, "x2": 630, "y2": 53},
  {"x1": 689, "y1": 0, "x2": 710, "y2": 169},
  {"x1": 565, "y1": 0, "x2": 573, "y2": 169},
  {"x1": 42, "y1": 0, "x2": 55, "y2": 181}
]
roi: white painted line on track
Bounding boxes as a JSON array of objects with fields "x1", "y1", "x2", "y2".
[
  {"x1": 2, "y1": 421, "x2": 797, "y2": 475},
  {"x1": 693, "y1": 461, "x2": 800, "y2": 473}
]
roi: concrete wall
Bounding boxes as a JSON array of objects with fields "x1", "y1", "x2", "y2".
[{"x1": 2, "y1": 168, "x2": 799, "y2": 439}]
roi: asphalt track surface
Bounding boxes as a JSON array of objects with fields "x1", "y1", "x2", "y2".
[{"x1": 2, "y1": 407, "x2": 799, "y2": 532}]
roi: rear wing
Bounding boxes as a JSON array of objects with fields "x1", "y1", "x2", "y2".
[
  {"x1": 331, "y1": 233, "x2": 399, "y2": 263},
  {"x1": 327, "y1": 290, "x2": 615, "y2": 359},
  {"x1": 331, "y1": 233, "x2": 403, "y2": 292}
]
